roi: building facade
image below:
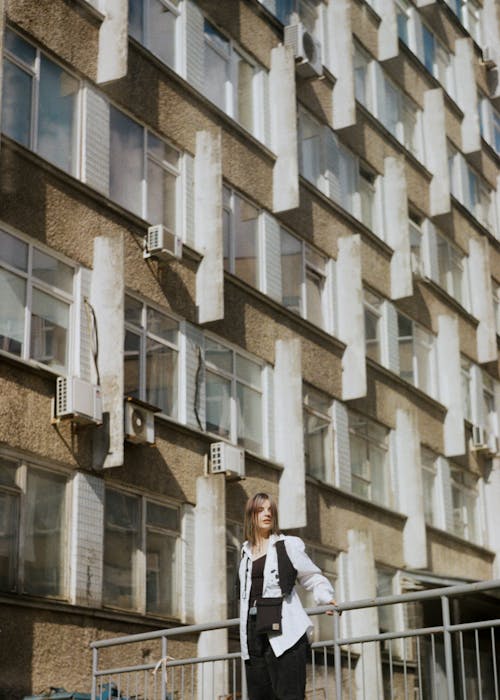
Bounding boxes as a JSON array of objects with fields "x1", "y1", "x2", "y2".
[{"x1": 0, "y1": 0, "x2": 499, "y2": 697}]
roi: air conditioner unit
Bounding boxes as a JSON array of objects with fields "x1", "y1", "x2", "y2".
[
  {"x1": 471, "y1": 424, "x2": 488, "y2": 451},
  {"x1": 55, "y1": 376, "x2": 103, "y2": 424},
  {"x1": 124, "y1": 397, "x2": 160, "y2": 445},
  {"x1": 209, "y1": 442, "x2": 245, "y2": 479},
  {"x1": 481, "y1": 47, "x2": 497, "y2": 69},
  {"x1": 144, "y1": 225, "x2": 182, "y2": 261},
  {"x1": 284, "y1": 22, "x2": 323, "y2": 78}
]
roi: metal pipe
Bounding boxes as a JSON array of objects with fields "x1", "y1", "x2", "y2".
[{"x1": 441, "y1": 595, "x2": 456, "y2": 700}]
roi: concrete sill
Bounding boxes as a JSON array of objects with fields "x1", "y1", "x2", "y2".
[
  {"x1": 426, "y1": 525, "x2": 495, "y2": 559},
  {"x1": 448, "y1": 195, "x2": 500, "y2": 248},
  {"x1": 423, "y1": 278, "x2": 480, "y2": 328}
]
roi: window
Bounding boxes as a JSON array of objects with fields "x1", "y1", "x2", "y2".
[
  {"x1": 436, "y1": 233, "x2": 470, "y2": 308},
  {"x1": 303, "y1": 386, "x2": 334, "y2": 484},
  {"x1": 110, "y1": 107, "x2": 180, "y2": 229},
  {"x1": 103, "y1": 487, "x2": 181, "y2": 615},
  {"x1": 493, "y1": 282, "x2": 500, "y2": 336},
  {"x1": 458, "y1": 0, "x2": 481, "y2": 44},
  {"x1": 349, "y1": 412, "x2": 391, "y2": 507},
  {"x1": 448, "y1": 146, "x2": 496, "y2": 232},
  {"x1": 202, "y1": 20, "x2": 266, "y2": 138},
  {"x1": 421, "y1": 25, "x2": 456, "y2": 97},
  {"x1": 478, "y1": 93, "x2": 500, "y2": 154},
  {"x1": 363, "y1": 290, "x2": 383, "y2": 363},
  {"x1": 129, "y1": 0, "x2": 181, "y2": 70},
  {"x1": 409, "y1": 214, "x2": 424, "y2": 276},
  {"x1": 0, "y1": 228, "x2": 74, "y2": 373},
  {"x1": 354, "y1": 44, "x2": 372, "y2": 108},
  {"x1": 223, "y1": 187, "x2": 260, "y2": 288},
  {"x1": 481, "y1": 373, "x2": 497, "y2": 435},
  {"x1": 280, "y1": 228, "x2": 328, "y2": 329},
  {"x1": 124, "y1": 295, "x2": 179, "y2": 418},
  {"x1": 205, "y1": 338, "x2": 263, "y2": 453},
  {"x1": 358, "y1": 168, "x2": 378, "y2": 231},
  {"x1": 0, "y1": 456, "x2": 68, "y2": 597},
  {"x1": 450, "y1": 466, "x2": 479, "y2": 543},
  {"x1": 226, "y1": 521, "x2": 243, "y2": 617},
  {"x1": 395, "y1": 0, "x2": 411, "y2": 44},
  {"x1": 375, "y1": 71, "x2": 421, "y2": 157},
  {"x1": 421, "y1": 449, "x2": 439, "y2": 527},
  {"x1": 2, "y1": 28, "x2": 80, "y2": 175},
  {"x1": 299, "y1": 109, "x2": 323, "y2": 189},
  {"x1": 376, "y1": 568, "x2": 396, "y2": 633},
  {"x1": 397, "y1": 314, "x2": 436, "y2": 395},
  {"x1": 460, "y1": 357, "x2": 473, "y2": 423}
]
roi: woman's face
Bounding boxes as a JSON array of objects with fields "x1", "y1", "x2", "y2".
[{"x1": 255, "y1": 498, "x2": 273, "y2": 537}]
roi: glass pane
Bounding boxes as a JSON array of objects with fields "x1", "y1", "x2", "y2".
[
  {"x1": 128, "y1": 0, "x2": 144, "y2": 42},
  {"x1": 4, "y1": 29, "x2": 36, "y2": 66},
  {"x1": 38, "y1": 56, "x2": 78, "y2": 174},
  {"x1": 147, "y1": 501, "x2": 179, "y2": 531},
  {"x1": 422, "y1": 468, "x2": 435, "y2": 525},
  {"x1": 30, "y1": 289, "x2": 69, "y2": 371},
  {"x1": 280, "y1": 230, "x2": 302, "y2": 314},
  {"x1": 146, "y1": 337, "x2": 178, "y2": 416},
  {"x1": 364, "y1": 308, "x2": 380, "y2": 362},
  {"x1": 305, "y1": 411, "x2": 330, "y2": 481},
  {"x1": 0, "y1": 229, "x2": 28, "y2": 271},
  {"x1": 103, "y1": 489, "x2": 140, "y2": 610},
  {"x1": 423, "y1": 26, "x2": 435, "y2": 73},
  {"x1": 359, "y1": 174, "x2": 374, "y2": 229},
  {"x1": 234, "y1": 195, "x2": 259, "y2": 287},
  {"x1": 0, "y1": 491, "x2": 18, "y2": 592},
  {"x1": 300, "y1": 113, "x2": 322, "y2": 185},
  {"x1": 223, "y1": 206, "x2": 231, "y2": 272},
  {"x1": 415, "y1": 327, "x2": 432, "y2": 393},
  {"x1": 354, "y1": 49, "x2": 368, "y2": 105},
  {"x1": 236, "y1": 53, "x2": 254, "y2": 132},
  {"x1": 24, "y1": 469, "x2": 67, "y2": 597},
  {"x1": 0, "y1": 456, "x2": 18, "y2": 486},
  {"x1": 205, "y1": 339, "x2": 233, "y2": 374},
  {"x1": 397, "y1": 11, "x2": 409, "y2": 43},
  {"x1": 204, "y1": 22, "x2": 229, "y2": 111},
  {"x1": 148, "y1": 132, "x2": 179, "y2": 167},
  {"x1": 110, "y1": 107, "x2": 144, "y2": 216},
  {"x1": 146, "y1": 308, "x2": 178, "y2": 344},
  {"x1": 148, "y1": 0, "x2": 177, "y2": 68},
  {"x1": 147, "y1": 160, "x2": 177, "y2": 230},
  {"x1": 206, "y1": 370, "x2": 231, "y2": 438},
  {"x1": 32, "y1": 249, "x2": 73, "y2": 293},
  {"x1": 350, "y1": 434, "x2": 368, "y2": 478},
  {"x1": 124, "y1": 330, "x2": 141, "y2": 399},
  {"x1": 125, "y1": 295, "x2": 143, "y2": 326},
  {"x1": 370, "y1": 445, "x2": 388, "y2": 506},
  {"x1": 2, "y1": 58, "x2": 32, "y2": 147},
  {"x1": 146, "y1": 530, "x2": 178, "y2": 616},
  {"x1": 0, "y1": 268, "x2": 26, "y2": 356},
  {"x1": 235, "y1": 354, "x2": 261, "y2": 388},
  {"x1": 399, "y1": 337, "x2": 414, "y2": 384},
  {"x1": 305, "y1": 387, "x2": 331, "y2": 415},
  {"x1": 306, "y1": 268, "x2": 324, "y2": 327},
  {"x1": 236, "y1": 382, "x2": 262, "y2": 453}
]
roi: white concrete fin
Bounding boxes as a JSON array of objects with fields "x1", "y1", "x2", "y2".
[
  {"x1": 437, "y1": 315, "x2": 466, "y2": 457},
  {"x1": 377, "y1": 0, "x2": 399, "y2": 61},
  {"x1": 423, "y1": 89, "x2": 451, "y2": 216},
  {"x1": 336, "y1": 235, "x2": 367, "y2": 400},
  {"x1": 90, "y1": 233, "x2": 125, "y2": 468},
  {"x1": 97, "y1": 0, "x2": 128, "y2": 84},
  {"x1": 481, "y1": 0, "x2": 500, "y2": 100},
  {"x1": 483, "y1": 458, "x2": 500, "y2": 578},
  {"x1": 69, "y1": 472, "x2": 104, "y2": 606},
  {"x1": 270, "y1": 44, "x2": 299, "y2": 213},
  {"x1": 384, "y1": 156, "x2": 412, "y2": 299},
  {"x1": 325, "y1": 0, "x2": 356, "y2": 129},
  {"x1": 394, "y1": 409, "x2": 427, "y2": 569},
  {"x1": 455, "y1": 39, "x2": 481, "y2": 154},
  {"x1": 83, "y1": 86, "x2": 111, "y2": 195},
  {"x1": 274, "y1": 338, "x2": 306, "y2": 529},
  {"x1": 469, "y1": 237, "x2": 497, "y2": 364},
  {"x1": 181, "y1": 503, "x2": 196, "y2": 623},
  {"x1": 194, "y1": 128, "x2": 224, "y2": 323}
]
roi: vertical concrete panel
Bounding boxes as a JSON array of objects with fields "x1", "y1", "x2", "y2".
[
  {"x1": 437, "y1": 315, "x2": 465, "y2": 457},
  {"x1": 377, "y1": 0, "x2": 399, "y2": 61},
  {"x1": 91, "y1": 234, "x2": 125, "y2": 468},
  {"x1": 181, "y1": 503, "x2": 196, "y2": 623},
  {"x1": 97, "y1": 0, "x2": 128, "y2": 84},
  {"x1": 195, "y1": 128, "x2": 223, "y2": 323},
  {"x1": 70, "y1": 472, "x2": 104, "y2": 606},
  {"x1": 345, "y1": 530, "x2": 383, "y2": 699},
  {"x1": 469, "y1": 237, "x2": 496, "y2": 363},
  {"x1": 384, "y1": 157, "x2": 412, "y2": 299},
  {"x1": 455, "y1": 39, "x2": 481, "y2": 154},
  {"x1": 483, "y1": 458, "x2": 500, "y2": 577},
  {"x1": 274, "y1": 338, "x2": 306, "y2": 529},
  {"x1": 325, "y1": 0, "x2": 356, "y2": 129},
  {"x1": 423, "y1": 89, "x2": 451, "y2": 216},
  {"x1": 270, "y1": 45, "x2": 299, "y2": 213},
  {"x1": 481, "y1": 0, "x2": 500, "y2": 99},
  {"x1": 337, "y1": 235, "x2": 367, "y2": 400},
  {"x1": 195, "y1": 475, "x2": 228, "y2": 698},
  {"x1": 394, "y1": 409, "x2": 427, "y2": 568}
]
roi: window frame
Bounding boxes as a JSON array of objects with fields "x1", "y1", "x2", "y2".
[
  {"x1": 421, "y1": 448, "x2": 439, "y2": 527},
  {"x1": 396, "y1": 312, "x2": 437, "y2": 396},
  {"x1": 348, "y1": 411, "x2": 392, "y2": 508},
  {"x1": 303, "y1": 384, "x2": 335, "y2": 484},
  {"x1": 449, "y1": 464, "x2": 480, "y2": 544},
  {"x1": 223, "y1": 185, "x2": 261, "y2": 289},
  {"x1": 435, "y1": 231, "x2": 470, "y2": 309},
  {"x1": 128, "y1": 0, "x2": 181, "y2": 71},
  {"x1": 363, "y1": 289, "x2": 384, "y2": 364}
]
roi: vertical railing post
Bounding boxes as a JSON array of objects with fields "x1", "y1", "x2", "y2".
[
  {"x1": 161, "y1": 635, "x2": 168, "y2": 700},
  {"x1": 334, "y1": 610, "x2": 342, "y2": 700},
  {"x1": 91, "y1": 647, "x2": 98, "y2": 700},
  {"x1": 441, "y1": 595, "x2": 456, "y2": 700}
]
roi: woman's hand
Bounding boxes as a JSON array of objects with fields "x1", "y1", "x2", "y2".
[{"x1": 325, "y1": 599, "x2": 340, "y2": 616}]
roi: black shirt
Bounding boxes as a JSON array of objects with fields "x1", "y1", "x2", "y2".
[{"x1": 249, "y1": 554, "x2": 266, "y2": 603}]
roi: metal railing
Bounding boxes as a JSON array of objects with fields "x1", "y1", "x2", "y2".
[{"x1": 90, "y1": 579, "x2": 500, "y2": 700}]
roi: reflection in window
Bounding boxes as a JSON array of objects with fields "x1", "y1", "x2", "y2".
[
  {"x1": 223, "y1": 187, "x2": 260, "y2": 288},
  {"x1": 450, "y1": 466, "x2": 479, "y2": 543},
  {"x1": 103, "y1": 489, "x2": 140, "y2": 610},
  {"x1": 397, "y1": 314, "x2": 436, "y2": 396},
  {"x1": 2, "y1": 28, "x2": 79, "y2": 175},
  {"x1": 303, "y1": 386, "x2": 334, "y2": 483},
  {"x1": 129, "y1": 0, "x2": 180, "y2": 70},
  {"x1": 363, "y1": 290, "x2": 382, "y2": 363},
  {"x1": 349, "y1": 412, "x2": 391, "y2": 507},
  {"x1": 436, "y1": 233, "x2": 469, "y2": 308}
]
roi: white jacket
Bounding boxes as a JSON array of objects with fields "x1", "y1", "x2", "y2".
[{"x1": 239, "y1": 534, "x2": 335, "y2": 659}]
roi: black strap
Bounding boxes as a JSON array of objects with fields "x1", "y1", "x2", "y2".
[{"x1": 276, "y1": 539, "x2": 297, "y2": 596}]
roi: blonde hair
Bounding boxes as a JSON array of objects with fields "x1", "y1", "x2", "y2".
[{"x1": 244, "y1": 492, "x2": 280, "y2": 545}]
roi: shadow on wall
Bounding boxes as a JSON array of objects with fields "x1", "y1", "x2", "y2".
[{"x1": 0, "y1": 604, "x2": 34, "y2": 700}]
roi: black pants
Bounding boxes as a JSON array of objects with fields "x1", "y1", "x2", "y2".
[{"x1": 245, "y1": 615, "x2": 308, "y2": 700}]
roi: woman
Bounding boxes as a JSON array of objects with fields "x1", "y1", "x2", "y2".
[{"x1": 239, "y1": 492, "x2": 336, "y2": 700}]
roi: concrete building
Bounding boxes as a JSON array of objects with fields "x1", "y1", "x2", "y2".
[{"x1": 0, "y1": 0, "x2": 499, "y2": 697}]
